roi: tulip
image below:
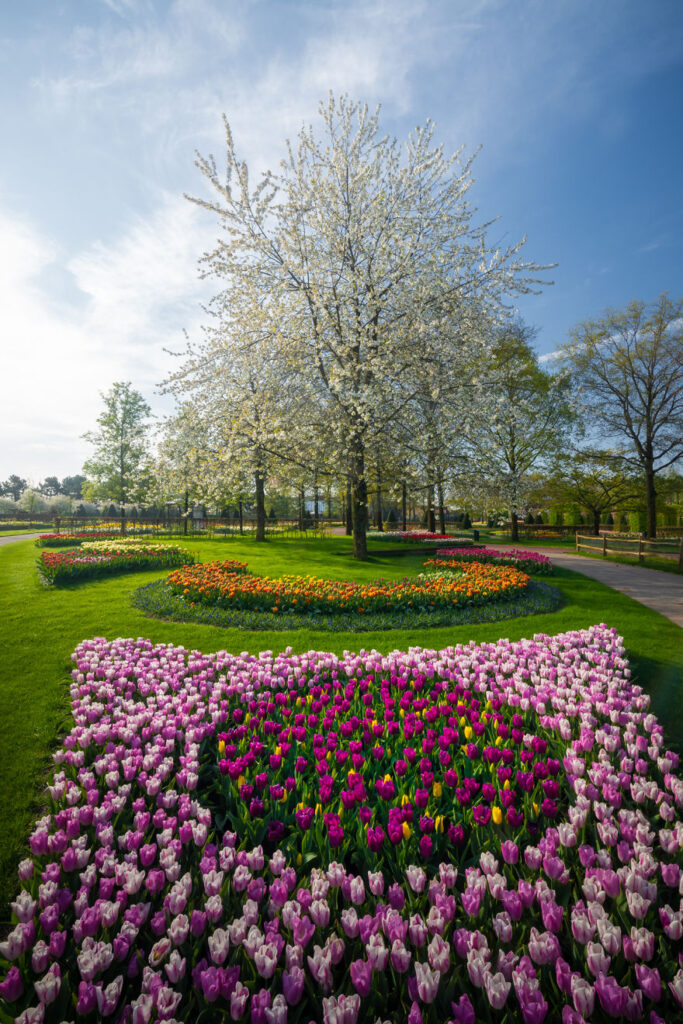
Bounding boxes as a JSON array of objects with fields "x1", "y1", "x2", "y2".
[{"x1": 414, "y1": 961, "x2": 440, "y2": 1003}]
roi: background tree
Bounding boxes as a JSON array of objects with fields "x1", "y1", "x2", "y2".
[
  {"x1": 18, "y1": 488, "x2": 47, "y2": 516},
  {"x1": 466, "y1": 320, "x2": 576, "y2": 541},
  {"x1": 562, "y1": 293, "x2": 683, "y2": 537},
  {"x1": 152, "y1": 404, "x2": 210, "y2": 533},
  {"x1": 38, "y1": 476, "x2": 62, "y2": 498},
  {"x1": 82, "y1": 382, "x2": 152, "y2": 512},
  {"x1": 186, "y1": 94, "x2": 550, "y2": 559},
  {"x1": 548, "y1": 454, "x2": 639, "y2": 535},
  {"x1": 61, "y1": 474, "x2": 87, "y2": 500},
  {"x1": 0, "y1": 475, "x2": 27, "y2": 501}
]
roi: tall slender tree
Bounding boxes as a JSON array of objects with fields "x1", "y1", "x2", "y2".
[
  {"x1": 466, "y1": 321, "x2": 576, "y2": 541},
  {"x1": 82, "y1": 382, "x2": 152, "y2": 511}
]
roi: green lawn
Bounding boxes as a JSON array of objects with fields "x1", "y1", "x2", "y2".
[{"x1": 1, "y1": 533, "x2": 681, "y2": 919}]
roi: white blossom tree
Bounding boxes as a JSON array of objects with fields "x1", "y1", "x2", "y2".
[{"x1": 181, "y1": 94, "x2": 552, "y2": 559}]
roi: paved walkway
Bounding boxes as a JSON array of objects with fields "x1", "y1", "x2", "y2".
[
  {"x1": 0, "y1": 532, "x2": 42, "y2": 546},
  {"x1": 494, "y1": 544, "x2": 683, "y2": 629}
]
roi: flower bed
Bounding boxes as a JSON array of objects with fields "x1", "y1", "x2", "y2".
[
  {"x1": 2, "y1": 627, "x2": 682, "y2": 1024},
  {"x1": 369, "y1": 532, "x2": 475, "y2": 544},
  {"x1": 37, "y1": 545, "x2": 196, "y2": 585},
  {"x1": 36, "y1": 533, "x2": 121, "y2": 548},
  {"x1": 133, "y1": 577, "x2": 562, "y2": 632},
  {"x1": 428, "y1": 549, "x2": 554, "y2": 576},
  {"x1": 164, "y1": 561, "x2": 529, "y2": 616}
]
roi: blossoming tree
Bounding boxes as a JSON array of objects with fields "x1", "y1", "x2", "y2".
[{"x1": 180, "y1": 94, "x2": 551, "y2": 558}]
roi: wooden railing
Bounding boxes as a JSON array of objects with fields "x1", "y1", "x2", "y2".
[{"x1": 576, "y1": 533, "x2": 683, "y2": 568}]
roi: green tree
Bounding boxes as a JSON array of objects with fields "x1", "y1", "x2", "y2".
[
  {"x1": 466, "y1": 321, "x2": 576, "y2": 541},
  {"x1": 562, "y1": 293, "x2": 683, "y2": 537},
  {"x1": 82, "y1": 383, "x2": 152, "y2": 511},
  {"x1": 61, "y1": 474, "x2": 87, "y2": 499},
  {"x1": 550, "y1": 455, "x2": 639, "y2": 536},
  {"x1": 0, "y1": 475, "x2": 27, "y2": 501},
  {"x1": 38, "y1": 476, "x2": 62, "y2": 498}
]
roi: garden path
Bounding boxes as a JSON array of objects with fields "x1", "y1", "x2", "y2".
[
  {"x1": 0, "y1": 532, "x2": 42, "y2": 546},
  {"x1": 493, "y1": 544, "x2": 683, "y2": 628}
]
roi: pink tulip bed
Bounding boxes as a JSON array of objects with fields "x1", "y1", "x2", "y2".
[
  {"x1": 430, "y1": 549, "x2": 554, "y2": 576},
  {"x1": 2, "y1": 626, "x2": 683, "y2": 1024}
]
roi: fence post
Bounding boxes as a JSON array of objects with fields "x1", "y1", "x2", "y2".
[
  {"x1": 575, "y1": 533, "x2": 578, "y2": 552},
  {"x1": 638, "y1": 538, "x2": 643, "y2": 564},
  {"x1": 602, "y1": 535, "x2": 607, "y2": 557}
]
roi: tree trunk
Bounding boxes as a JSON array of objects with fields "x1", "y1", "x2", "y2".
[
  {"x1": 183, "y1": 489, "x2": 188, "y2": 536},
  {"x1": 345, "y1": 476, "x2": 353, "y2": 536},
  {"x1": 426, "y1": 480, "x2": 434, "y2": 533},
  {"x1": 401, "y1": 480, "x2": 407, "y2": 532},
  {"x1": 298, "y1": 487, "x2": 305, "y2": 532},
  {"x1": 254, "y1": 470, "x2": 266, "y2": 541},
  {"x1": 238, "y1": 500, "x2": 243, "y2": 535},
  {"x1": 351, "y1": 440, "x2": 368, "y2": 560},
  {"x1": 314, "y1": 476, "x2": 319, "y2": 528},
  {"x1": 592, "y1": 510, "x2": 601, "y2": 536},
  {"x1": 376, "y1": 461, "x2": 383, "y2": 531},
  {"x1": 510, "y1": 509, "x2": 519, "y2": 543},
  {"x1": 645, "y1": 464, "x2": 657, "y2": 538},
  {"x1": 437, "y1": 474, "x2": 445, "y2": 535},
  {"x1": 120, "y1": 507, "x2": 126, "y2": 536}
]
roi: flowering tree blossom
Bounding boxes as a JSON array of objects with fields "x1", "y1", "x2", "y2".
[{"x1": 182, "y1": 94, "x2": 551, "y2": 559}]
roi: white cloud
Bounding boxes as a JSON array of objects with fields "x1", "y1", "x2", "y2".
[{"x1": 0, "y1": 198, "x2": 210, "y2": 480}]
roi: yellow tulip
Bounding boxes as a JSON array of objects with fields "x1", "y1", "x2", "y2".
[
  {"x1": 218, "y1": 740, "x2": 225, "y2": 755},
  {"x1": 237, "y1": 775, "x2": 246, "y2": 789},
  {"x1": 296, "y1": 853, "x2": 302, "y2": 866},
  {"x1": 459, "y1": 716, "x2": 466, "y2": 727},
  {"x1": 432, "y1": 782, "x2": 442, "y2": 798},
  {"x1": 275, "y1": 746, "x2": 282, "y2": 756},
  {"x1": 503, "y1": 780, "x2": 511, "y2": 790},
  {"x1": 464, "y1": 726, "x2": 473, "y2": 740},
  {"x1": 434, "y1": 815, "x2": 444, "y2": 833},
  {"x1": 402, "y1": 822, "x2": 411, "y2": 839},
  {"x1": 492, "y1": 806, "x2": 503, "y2": 825},
  {"x1": 401, "y1": 793, "x2": 411, "y2": 806},
  {"x1": 315, "y1": 803, "x2": 322, "y2": 816}
]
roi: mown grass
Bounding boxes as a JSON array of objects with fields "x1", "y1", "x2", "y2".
[{"x1": 1, "y1": 533, "x2": 681, "y2": 919}]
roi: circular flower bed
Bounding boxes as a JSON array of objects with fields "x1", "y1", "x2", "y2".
[
  {"x1": 133, "y1": 577, "x2": 562, "y2": 632},
  {"x1": 2, "y1": 627, "x2": 682, "y2": 1023},
  {"x1": 429, "y1": 550, "x2": 553, "y2": 576},
  {"x1": 163, "y1": 560, "x2": 529, "y2": 616}
]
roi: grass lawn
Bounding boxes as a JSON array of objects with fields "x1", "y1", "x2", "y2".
[{"x1": 1, "y1": 533, "x2": 682, "y2": 919}]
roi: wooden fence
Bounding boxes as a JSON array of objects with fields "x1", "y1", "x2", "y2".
[{"x1": 576, "y1": 533, "x2": 683, "y2": 568}]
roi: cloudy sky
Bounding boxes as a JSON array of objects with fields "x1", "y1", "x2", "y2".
[{"x1": 2, "y1": 0, "x2": 682, "y2": 482}]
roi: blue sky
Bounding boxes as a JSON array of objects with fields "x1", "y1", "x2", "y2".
[{"x1": 1, "y1": 0, "x2": 682, "y2": 481}]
